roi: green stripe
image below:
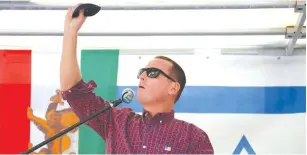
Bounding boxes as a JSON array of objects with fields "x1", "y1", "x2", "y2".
[{"x1": 80, "y1": 49, "x2": 119, "y2": 154}]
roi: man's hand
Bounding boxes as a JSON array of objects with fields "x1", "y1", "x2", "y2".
[{"x1": 64, "y1": 4, "x2": 87, "y2": 33}]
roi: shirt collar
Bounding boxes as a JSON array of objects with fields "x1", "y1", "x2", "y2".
[{"x1": 142, "y1": 108, "x2": 175, "y2": 121}]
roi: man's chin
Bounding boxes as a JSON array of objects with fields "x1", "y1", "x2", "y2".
[{"x1": 137, "y1": 96, "x2": 149, "y2": 105}]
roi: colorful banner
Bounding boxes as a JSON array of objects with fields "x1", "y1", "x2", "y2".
[{"x1": 0, "y1": 49, "x2": 305, "y2": 154}]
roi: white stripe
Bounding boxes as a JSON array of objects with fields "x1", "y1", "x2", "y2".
[
  {"x1": 117, "y1": 54, "x2": 306, "y2": 86},
  {"x1": 30, "y1": 51, "x2": 81, "y2": 153},
  {"x1": 175, "y1": 113, "x2": 306, "y2": 154}
]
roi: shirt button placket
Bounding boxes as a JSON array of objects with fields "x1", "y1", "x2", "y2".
[{"x1": 140, "y1": 114, "x2": 152, "y2": 154}]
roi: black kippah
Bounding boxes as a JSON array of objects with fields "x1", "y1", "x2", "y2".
[{"x1": 72, "y1": 3, "x2": 101, "y2": 18}]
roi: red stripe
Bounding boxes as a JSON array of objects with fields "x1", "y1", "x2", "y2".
[{"x1": 0, "y1": 50, "x2": 31, "y2": 153}]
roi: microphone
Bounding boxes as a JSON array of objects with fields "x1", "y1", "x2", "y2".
[
  {"x1": 121, "y1": 88, "x2": 134, "y2": 105},
  {"x1": 20, "y1": 88, "x2": 134, "y2": 154}
]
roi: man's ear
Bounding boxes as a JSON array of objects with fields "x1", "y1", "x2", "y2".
[{"x1": 169, "y1": 82, "x2": 180, "y2": 95}]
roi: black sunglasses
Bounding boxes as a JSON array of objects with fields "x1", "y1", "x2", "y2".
[{"x1": 137, "y1": 67, "x2": 176, "y2": 82}]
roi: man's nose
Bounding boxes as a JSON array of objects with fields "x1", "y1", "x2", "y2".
[{"x1": 139, "y1": 72, "x2": 146, "y2": 81}]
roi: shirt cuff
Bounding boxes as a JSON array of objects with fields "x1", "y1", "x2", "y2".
[{"x1": 61, "y1": 79, "x2": 97, "y2": 100}]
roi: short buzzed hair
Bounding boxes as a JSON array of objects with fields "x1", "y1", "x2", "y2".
[{"x1": 154, "y1": 56, "x2": 186, "y2": 103}]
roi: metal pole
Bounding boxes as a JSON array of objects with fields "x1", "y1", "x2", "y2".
[
  {"x1": 0, "y1": 28, "x2": 286, "y2": 36},
  {"x1": 221, "y1": 47, "x2": 306, "y2": 56},
  {"x1": 286, "y1": 6, "x2": 306, "y2": 55},
  {"x1": 0, "y1": 1, "x2": 299, "y2": 10}
]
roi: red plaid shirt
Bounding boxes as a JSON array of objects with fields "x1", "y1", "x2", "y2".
[{"x1": 61, "y1": 79, "x2": 214, "y2": 154}]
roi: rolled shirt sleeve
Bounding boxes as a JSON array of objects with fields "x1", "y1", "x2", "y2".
[{"x1": 61, "y1": 79, "x2": 133, "y2": 140}]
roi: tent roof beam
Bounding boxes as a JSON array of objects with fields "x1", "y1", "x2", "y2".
[{"x1": 0, "y1": 0, "x2": 304, "y2": 10}]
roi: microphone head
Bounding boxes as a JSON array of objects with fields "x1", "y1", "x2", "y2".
[{"x1": 121, "y1": 88, "x2": 135, "y2": 104}]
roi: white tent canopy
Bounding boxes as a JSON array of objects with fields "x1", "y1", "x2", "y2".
[{"x1": 0, "y1": 0, "x2": 305, "y2": 55}]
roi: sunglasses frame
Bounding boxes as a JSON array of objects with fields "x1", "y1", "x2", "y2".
[{"x1": 137, "y1": 67, "x2": 176, "y2": 82}]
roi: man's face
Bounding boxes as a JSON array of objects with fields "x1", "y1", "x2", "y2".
[{"x1": 137, "y1": 58, "x2": 176, "y2": 105}]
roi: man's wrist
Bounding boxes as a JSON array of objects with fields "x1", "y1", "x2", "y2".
[{"x1": 64, "y1": 29, "x2": 78, "y2": 37}]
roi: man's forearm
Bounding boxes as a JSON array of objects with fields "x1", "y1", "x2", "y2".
[{"x1": 60, "y1": 31, "x2": 82, "y2": 91}]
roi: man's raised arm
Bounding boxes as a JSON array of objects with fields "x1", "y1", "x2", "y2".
[
  {"x1": 59, "y1": 5, "x2": 133, "y2": 140},
  {"x1": 60, "y1": 5, "x2": 85, "y2": 90}
]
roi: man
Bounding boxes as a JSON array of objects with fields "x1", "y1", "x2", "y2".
[{"x1": 60, "y1": 5, "x2": 214, "y2": 154}]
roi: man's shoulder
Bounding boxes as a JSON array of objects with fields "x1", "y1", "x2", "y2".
[
  {"x1": 173, "y1": 118, "x2": 209, "y2": 138},
  {"x1": 173, "y1": 118, "x2": 214, "y2": 154},
  {"x1": 173, "y1": 117, "x2": 203, "y2": 129}
]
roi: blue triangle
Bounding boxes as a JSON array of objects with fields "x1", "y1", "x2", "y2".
[{"x1": 232, "y1": 135, "x2": 256, "y2": 155}]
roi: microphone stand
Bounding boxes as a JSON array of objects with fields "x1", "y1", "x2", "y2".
[{"x1": 20, "y1": 98, "x2": 124, "y2": 154}]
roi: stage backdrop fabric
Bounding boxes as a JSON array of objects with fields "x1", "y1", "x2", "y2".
[{"x1": 0, "y1": 49, "x2": 305, "y2": 154}]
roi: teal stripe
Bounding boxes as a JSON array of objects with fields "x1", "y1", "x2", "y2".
[{"x1": 80, "y1": 49, "x2": 119, "y2": 154}]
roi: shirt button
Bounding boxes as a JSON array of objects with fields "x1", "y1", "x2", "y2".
[{"x1": 143, "y1": 145, "x2": 147, "y2": 149}]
